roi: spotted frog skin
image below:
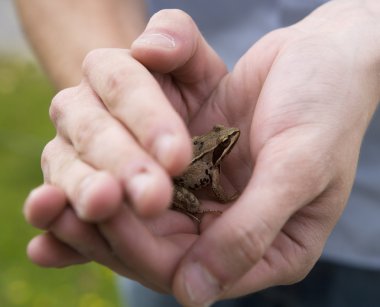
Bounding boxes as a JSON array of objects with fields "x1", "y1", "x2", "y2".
[{"x1": 172, "y1": 125, "x2": 240, "y2": 219}]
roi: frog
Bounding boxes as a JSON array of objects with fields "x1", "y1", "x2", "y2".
[{"x1": 172, "y1": 125, "x2": 240, "y2": 221}]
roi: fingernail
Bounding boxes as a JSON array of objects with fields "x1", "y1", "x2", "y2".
[
  {"x1": 154, "y1": 134, "x2": 179, "y2": 168},
  {"x1": 133, "y1": 32, "x2": 176, "y2": 49},
  {"x1": 127, "y1": 172, "x2": 153, "y2": 204},
  {"x1": 182, "y1": 262, "x2": 220, "y2": 306}
]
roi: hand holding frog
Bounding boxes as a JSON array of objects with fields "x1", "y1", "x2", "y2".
[
  {"x1": 24, "y1": 8, "x2": 231, "y2": 293},
  {"x1": 25, "y1": 2, "x2": 380, "y2": 306}
]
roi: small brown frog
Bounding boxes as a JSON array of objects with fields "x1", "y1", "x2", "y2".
[{"x1": 172, "y1": 125, "x2": 240, "y2": 221}]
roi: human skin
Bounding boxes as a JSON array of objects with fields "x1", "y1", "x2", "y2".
[
  {"x1": 21, "y1": 1, "x2": 380, "y2": 306},
  {"x1": 15, "y1": 0, "x2": 146, "y2": 89}
]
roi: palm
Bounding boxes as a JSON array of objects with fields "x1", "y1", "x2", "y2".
[{"x1": 141, "y1": 26, "x2": 365, "y2": 296}]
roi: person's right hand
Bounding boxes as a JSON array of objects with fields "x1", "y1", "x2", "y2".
[{"x1": 26, "y1": 3, "x2": 380, "y2": 305}]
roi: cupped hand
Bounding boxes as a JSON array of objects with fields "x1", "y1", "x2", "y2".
[
  {"x1": 165, "y1": 2, "x2": 380, "y2": 305},
  {"x1": 24, "y1": 8, "x2": 229, "y2": 293},
  {"x1": 24, "y1": 2, "x2": 380, "y2": 306}
]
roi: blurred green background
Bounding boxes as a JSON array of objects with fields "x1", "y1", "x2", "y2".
[{"x1": 0, "y1": 57, "x2": 120, "y2": 307}]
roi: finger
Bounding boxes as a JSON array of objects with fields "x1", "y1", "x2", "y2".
[
  {"x1": 218, "y1": 223, "x2": 325, "y2": 299},
  {"x1": 27, "y1": 233, "x2": 88, "y2": 267},
  {"x1": 99, "y1": 205, "x2": 197, "y2": 292},
  {"x1": 49, "y1": 207, "x2": 134, "y2": 278},
  {"x1": 49, "y1": 84, "x2": 174, "y2": 216},
  {"x1": 81, "y1": 48, "x2": 192, "y2": 175},
  {"x1": 41, "y1": 136, "x2": 126, "y2": 221},
  {"x1": 24, "y1": 184, "x2": 67, "y2": 229},
  {"x1": 44, "y1": 207, "x2": 160, "y2": 288},
  {"x1": 172, "y1": 138, "x2": 333, "y2": 306},
  {"x1": 141, "y1": 209, "x2": 198, "y2": 237},
  {"x1": 27, "y1": 233, "x2": 157, "y2": 290},
  {"x1": 131, "y1": 9, "x2": 227, "y2": 104}
]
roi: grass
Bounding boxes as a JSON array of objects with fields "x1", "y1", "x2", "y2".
[{"x1": 0, "y1": 57, "x2": 120, "y2": 307}]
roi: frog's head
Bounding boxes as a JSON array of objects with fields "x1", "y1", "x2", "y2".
[{"x1": 212, "y1": 125, "x2": 240, "y2": 165}]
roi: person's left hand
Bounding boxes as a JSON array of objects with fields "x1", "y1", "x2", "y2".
[{"x1": 24, "y1": 9, "x2": 230, "y2": 293}]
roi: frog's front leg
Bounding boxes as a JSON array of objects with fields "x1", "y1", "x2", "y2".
[{"x1": 210, "y1": 167, "x2": 238, "y2": 203}]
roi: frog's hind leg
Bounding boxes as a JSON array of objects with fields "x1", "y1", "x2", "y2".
[
  {"x1": 171, "y1": 207, "x2": 222, "y2": 234},
  {"x1": 172, "y1": 185, "x2": 223, "y2": 227},
  {"x1": 171, "y1": 207, "x2": 201, "y2": 223}
]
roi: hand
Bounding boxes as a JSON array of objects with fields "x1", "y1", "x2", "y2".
[
  {"x1": 165, "y1": 1, "x2": 380, "y2": 305},
  {"x1": 24, "y1": 8, "x2": 229, "y2": 293},
  {"x1": 129, "y1": 3, "x2": 379, "y2": 305},
  {"x1": 24, "y1": 184, "x2": 197, "y2": 292},
  {"x1": 25, "y1": 2, "x2": 380, "y2": 306}
]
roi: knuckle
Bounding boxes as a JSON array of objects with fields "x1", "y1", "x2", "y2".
[
  {"x1": 279, "y1": 254, "x2": 315, "y2": 285},
  {"x1": 52, "y1": 209, "x2": 85, "y2": 242},
  {"x1": 135, "y1": 115, "x2": 160, "y2": 150},
  {"x1": 275, "y1": 236, "x2": 320, "y2": 286},
  {"x1": 152, "y1": 9, "x2": 193, "y2": 26},
  {"x1": 50, "y1": 87, "x2": 78, "y2": 125},
  {"x1": 82, "y1": 48, "x2": 107, "y2": 75},
  {"x1": 82, "y1": 48, "x2": 137, "y2": 108},
  {"x1": 295, "y1": 150, "x2": 331, "y2": 196},
  {"x1": 231, "y1": 222, "x2": 268, "y2": 268},
  {"x1": 103, "y1": 67, "x2": 132, "y2": 108},
  {"x1": 41, "y1": 137, "x2": 59, "y2": 180},
  {"x1": 72, "y1": 113, "x2": 109, "y2": 155}
]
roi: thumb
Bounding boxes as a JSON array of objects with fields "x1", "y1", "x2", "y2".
[
  {"x1": 172, "y1": 135, "x2": 333, "y2": 306},
  {"x1": 131, "y1": 9, "x2": 227, "y2": 98}
]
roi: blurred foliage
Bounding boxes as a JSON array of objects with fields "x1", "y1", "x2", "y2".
[{"x1": 0, "y1": 56, "x2": 120, "y2": 307}]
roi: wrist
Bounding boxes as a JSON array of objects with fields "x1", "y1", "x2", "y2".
[{"x1": 293, "y1": 0, "x2": 380, "y2": 102}]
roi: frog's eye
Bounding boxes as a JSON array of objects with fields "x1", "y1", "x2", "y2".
[
  {"x1": 222, "y1": 138, "x2": 230, "y2": 145},
  {"x1": 219, "y1": 138, "x2": 231, "y2": 148}
]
